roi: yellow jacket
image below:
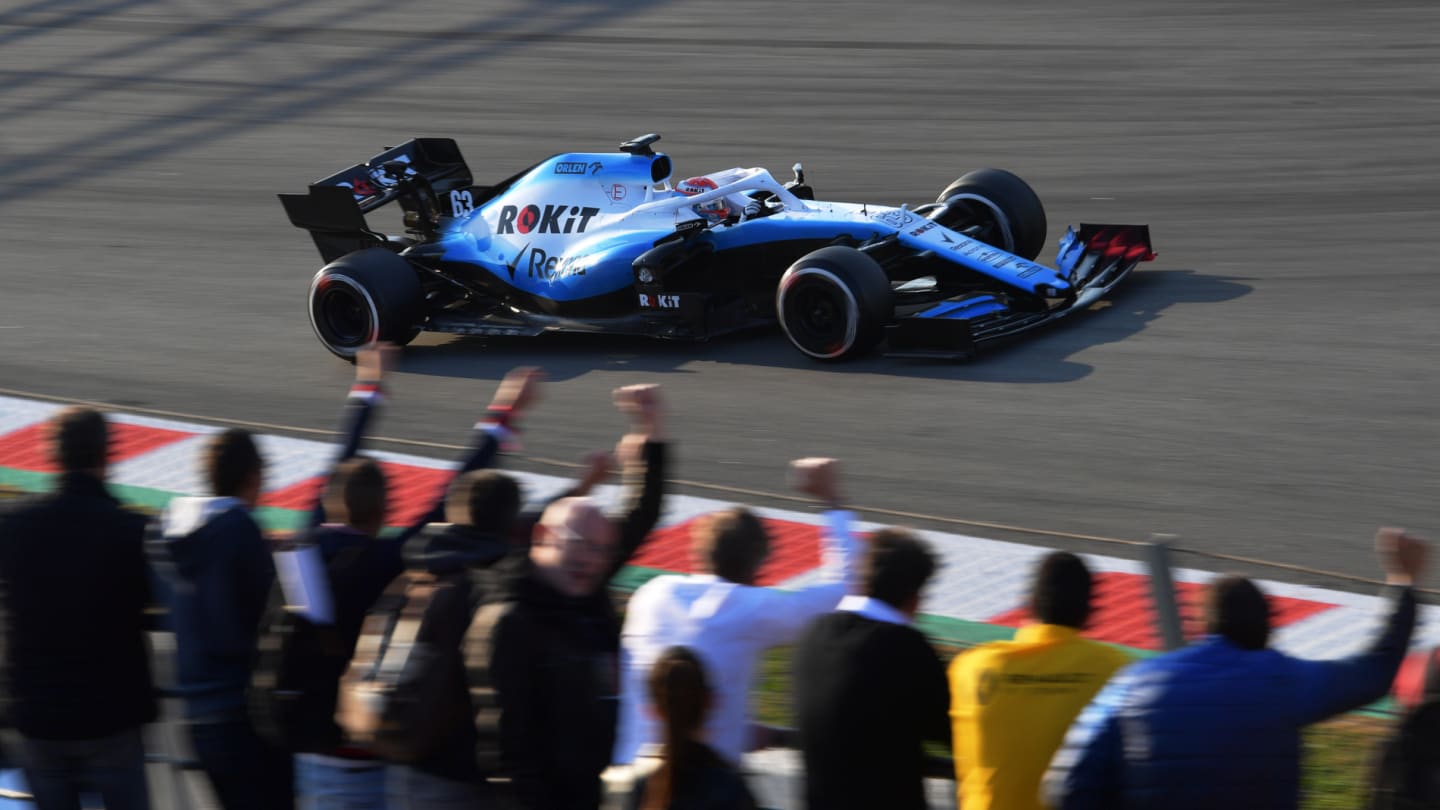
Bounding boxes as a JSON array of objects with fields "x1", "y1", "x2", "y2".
[{"x1": 948, "y1": 624, "x2": 1130, "y2": 810}]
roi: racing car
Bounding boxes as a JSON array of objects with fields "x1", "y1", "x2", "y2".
[{"x1": 280, "y1": 134, "x2": 1154, "y2": 361}]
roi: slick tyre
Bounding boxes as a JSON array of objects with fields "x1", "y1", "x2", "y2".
[
  {"x1": 777, "y1": 246, "x2": 892, "y2": 361},
  {"x1": 934, "y1": 169, "x2": 1047, "y2": 261},
  {"x1": 308, "y1": 248, "x2": 425, "y2": 360}
]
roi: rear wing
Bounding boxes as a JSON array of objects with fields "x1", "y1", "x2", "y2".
[{"x1": 279, "y1": 138, "x2": 473, "y2": 264}]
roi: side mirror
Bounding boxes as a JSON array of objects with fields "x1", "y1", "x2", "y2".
[{"x1": 785, "y1": 163, "x2": 813, "y2": 200}]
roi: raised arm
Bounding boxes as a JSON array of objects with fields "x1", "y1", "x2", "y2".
[
  {"x1": 392, "y1": 367, "x2": 545, "y2": 547},
  {"x1": 606, "y1": 384, "x2": 667, "y2": 575},
  {"x1": 749, "y1": 458, "x2": 864, "y2": 643},
  {"x1": 308, "y1": 343, "x2": 397, "y2": 529},
  {"x1": 1288, "y1": 528, "x2": 1424, "y2": 726}
]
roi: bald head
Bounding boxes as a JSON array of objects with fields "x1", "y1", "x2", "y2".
[{"x1": 530, "y1": 497, "x2": 618, "y2": 597}]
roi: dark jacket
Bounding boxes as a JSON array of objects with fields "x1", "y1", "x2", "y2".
[
  {"x1": 793, "y1": 610, "x2": 950, "y2": 810},
  {"x1": 0, "y1": 472, "x2": 157, "y2": 739},
  {"x1": 472, "y1": 440, "x2": 666, "y2": 809},
  {"x1": 297, "y1": 388, "x2": 505, "y2": 756},
  {"x1": 151, "y1": 497, "x2": 274, "y2": 719},
  {"x1": 397, "y1": 522, "x2": 514, "y2": 782},
  {"x1": 1045, "y1": 585, "x2": 1418, "y2": 810},
  {"x1": 626, "y1": 742, "x2": 758, "y2": 810}
]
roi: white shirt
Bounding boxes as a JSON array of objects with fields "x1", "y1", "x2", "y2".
[
  {"x1": 836, "y1": 594, "x2": 912, "y2": 626},
  {"x1": 613, "y1": 510, "x2": 861, "y2": 766}
]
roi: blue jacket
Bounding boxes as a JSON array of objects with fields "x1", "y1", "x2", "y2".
[
  {"x1": 151, "y1": 498, "x2": 273, "y2": 719},
  {"x1": 1045, "y1": 585, "x2": 1417, "y2": 810}
]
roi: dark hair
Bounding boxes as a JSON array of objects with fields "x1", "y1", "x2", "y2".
[
  {"x1": 1204, "y1": 575, "x2": 1271, "y2": 650},
  {"x1": 204, "y1": 428, "x2": 262, "y2": 497},
  {"x1": 1031, "y1": 551, "x2": 1093, "y2": 628},
  {"x1": 323, "y1": 456, "x2": 387, "y2": 532},
  {"x1": 447, "y1": 470, "x2": 521, "y2": 534},
  {"x1": 641, "y1": 647, "x2": 712, "y2": 810},
  {"x1": 49, "y1": 407, "x2": 107, "y2": 473},
  {"x1": 695, "y1": 508, "x2": 769, "y2": 585},
  {"x1": 862, "y1": 528, "x2": 937, "y2": 611}
]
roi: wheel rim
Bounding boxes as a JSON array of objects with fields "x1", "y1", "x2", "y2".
[
  {"x1": 939, "y1": 194, "x2": 1014, "y2": 253},
  {"x1": 311, "y1": 276, "x2": 376, "y2": 350},
  {"x1": 782, "y1": 275, "x2": 854, "y2": 357}
]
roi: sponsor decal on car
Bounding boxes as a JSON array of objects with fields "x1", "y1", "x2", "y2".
[
  {"x1": 909, "y1": 221, "x2": 937, "y2": 237},
  {"x1": 605, "y1": 183, "x2": 627, "y2": 202},
  {"x1": 941, "y1": 238, "x2": 1048, "y2": 280},
  {"x1": 504, "y1": 242, "x2": 531, "y2": 281},
  {"x1": 639, "y1": 293, "x2": 682, "y2": 309},
  {"x1": 497, "y1": 204, "x2": 601, "y2": 235},
  {"x1": 554, "y1": 161, "x2": 604, "y2": 175},
  {"x1": 349, "y1": 177, "x2": 379, "y2": 198},
  {"x1": 872, "y1": 208, "x2": 916, "y2": 229},
  {"x1": 505, "y1": 245, "x2": 589, "y2": 281}
]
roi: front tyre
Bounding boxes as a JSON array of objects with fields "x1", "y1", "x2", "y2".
[
  {"x1": 776, "y1": 246, "x2": 893, "y2": 361},
  {"x1": 308, "y1": 248, "x2": 425, "y2": 360},
  {"x1": 934, "y1": 169, "x2": 1047, "y2": 261}
]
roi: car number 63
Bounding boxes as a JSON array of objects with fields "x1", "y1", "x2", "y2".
[{"x1": 449, "y1": 189, "x2": 475, "y2": 217}]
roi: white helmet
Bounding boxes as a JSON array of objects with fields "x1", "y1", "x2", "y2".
[{"x1": 675, "y1": 175, "x2": 731, "y2": 223}]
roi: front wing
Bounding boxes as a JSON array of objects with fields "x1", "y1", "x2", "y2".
[{"x1": 885, "y1": 224, "x2": 1155, "y2": 359}]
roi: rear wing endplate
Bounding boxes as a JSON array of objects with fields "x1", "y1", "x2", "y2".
[{"x1": 279, "y1": 138, "x2": 473, "y2": 263}]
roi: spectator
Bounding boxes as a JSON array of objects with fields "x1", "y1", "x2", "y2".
[
  {"x1": 466, "y1": 384, "x2": 667, "y2": 810},
  {"x1": 947, "y1": 551, "x2": 1129, "y2": 810},
  {"x1": 380, "y1": 371, "x2": 549, "y2": 809},
  {"x1": 292, "y1": 349, "x2": 542, "y2": 810},
  {"x1": 1370, "y1": 645, "x2": 1440, "y2": 809},
  {"x1": 1044, "y1": 528, "x2": 1426, "y2": 810},
  {"x1": 793, "y1": 529, "x2": 949, "y2": 810},
  {"x1": 627, "y1": 647, "x2": 758, "y2": 810},
  {"x1": 0, "y1": 407, "x2": 156, "y2": 810},
  {"x1": 615, "y1": 457, "x2": 862, "y2": 767},
  {"x1": 149, "y1": 425, "x2": 292, "y2": 810}
]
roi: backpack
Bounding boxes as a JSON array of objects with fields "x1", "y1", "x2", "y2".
[
  {"x1": 336, "y1": 569, "x2": 471, "y2": 763},
  {"x1": 463, "y1": 600, "x2": 516, "y2": 775},
  {"x1": 249, "y1": 545, "x2": 364, "y2": 753},
  {"x1": 1371, "y1": 648, "x2": 1440, "y2": 810}
]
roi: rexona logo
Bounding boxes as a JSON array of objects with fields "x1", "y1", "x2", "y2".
[
  {"x1": 504, "y1": 242, "x2": 588, "y2": 282},
  {"x1": 498, "y1": 204, "x2": 601, "y2": 235}
]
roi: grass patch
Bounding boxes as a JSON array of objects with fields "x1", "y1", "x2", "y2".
[{"x1": 1303, "y1": 715, "x2": 1386, "y2": 809}]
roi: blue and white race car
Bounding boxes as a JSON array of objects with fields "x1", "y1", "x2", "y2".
[{"x1": 281, "y1": 134, "x2": 1154, "y2": 361}]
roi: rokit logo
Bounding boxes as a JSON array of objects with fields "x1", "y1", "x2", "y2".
[
  {"x1": 639, "y1": 293, "x2": 680, "y2": 309},
  {"x1": 497, "y1": 204, "x2": 601, "y2": 235}
]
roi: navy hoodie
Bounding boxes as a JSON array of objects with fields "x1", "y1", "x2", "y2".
[{"x1": 151, "y1": 496, "x2": 274, "y2": 719}]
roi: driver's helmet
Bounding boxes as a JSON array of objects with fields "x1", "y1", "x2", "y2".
[{"x1": 675, "y1": 176, "x2": 731, "y2": 223}]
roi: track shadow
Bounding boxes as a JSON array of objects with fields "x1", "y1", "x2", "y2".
[
  {"x1": 398, "y1": 268, "x2": 1253, "y2": 383},
  {"x1": 0, "y1": 0, "x2": 670, "y2": 202}
]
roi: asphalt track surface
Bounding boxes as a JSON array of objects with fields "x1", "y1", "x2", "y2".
[{"x1": 1, "y1": 0, "x2": 1437, "y2": 589}]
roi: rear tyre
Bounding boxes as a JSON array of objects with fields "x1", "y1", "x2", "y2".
[
  {"x1": 934, "y1": 169, "x2": 1047, "y2": 261},
  {"x1": 308, "y1": 248, "x2": 425, "y2": 360},
  {"x1": 776, "y1": 246, "x2": 892, "y2": 361}
]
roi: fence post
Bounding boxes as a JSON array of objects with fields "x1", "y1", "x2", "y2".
[{"x1": 1145, "y1": 534, "x2": 1185, "y2": 651}]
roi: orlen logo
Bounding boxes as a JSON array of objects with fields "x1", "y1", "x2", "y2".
[{"x1": 498, "y1": 204, "x2": 600, "y2": 235}]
